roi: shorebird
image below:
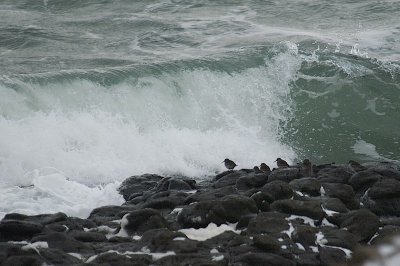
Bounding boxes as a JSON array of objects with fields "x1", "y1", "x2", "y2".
[
  {"x1": 223, "y1": 158, "x2": 237, "y2": 170},
  {"x1": 275, "y1": 158, "x2": 290, "y2": 168},
  {"x1": 302, "y1": 159, "x2": 312, "y2": 176},
  {"x1": 348, "y1": 160, "x2": 366, "y2": 172},
  {"x1": 260, "y1": 163, "x2": 271, "y2": 173},
  {"x1": 253, "y1": 166, "x2": 261, "y2": 173}
]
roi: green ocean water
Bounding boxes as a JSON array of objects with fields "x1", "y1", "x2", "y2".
[{"x1": 1, "y1": 0, "x2": 399, "y2": 186}]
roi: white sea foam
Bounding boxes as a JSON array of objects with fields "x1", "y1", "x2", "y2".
[{"x1": 0, "y1": 46, "x2": 299, "y2": 217}]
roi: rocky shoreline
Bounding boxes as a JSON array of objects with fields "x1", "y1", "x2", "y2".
[{"x1": 1, "y1": 160, "x2": 400, "y2": 265}]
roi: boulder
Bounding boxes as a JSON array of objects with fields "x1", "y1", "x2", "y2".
[
  {"x1": 289, "y1": 178, "x2": 321, "y2": 196},
  {"x1": 317, "y1": 167, "x2": 353, "y2": 184},
  {"x1": 0, "y1": 220, "x2": 44, "y2": 241},
  {"x1": 118, "y1": 174, "x2": 163, "y2": 200},
  {"x1": 2, "y1": 212, "x2": 67, "y2": 226},
  {"x1": 348, "y1": 170, "x2": 381, "y2": 192},
  {"x1": 120, "y1": 208, "x2": 167, "y2": 235},
  {"x1": 32, "y1": 232, "x2": 93, "y2": 253},
  {"x1": 247, "y1": 212, "x2": 289, "y2": 235},
  {"x1": 252, "y1": 234, "x2": 281, "y2": 252},
  {"x1": 235, "y1": 252, "x2": 295, "y2": 266},
  {"x1": 320, "y1": 227, "x2": 358, "y2": 249},
  {"x1": 178, "y1": 195, "x2": 257, "y2": 228},
  {"x1": 260, "y1": 181, "x2": 293, "y2": 202},
  {"x1": 270, "y1": 199, "x2": 324, "y2": 220},
  {"x1": 268, "y1": 168, "x2": 302, "y2": 183},
  {"x1": 322, "y1": 183, "x2": 358, "y2": 209},
  {"x1": 336, "y1": 209, "x2": 380, "y2": 242}
]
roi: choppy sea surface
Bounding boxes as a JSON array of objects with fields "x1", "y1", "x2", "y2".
[{"x1": 0, "y1": 0, "x2": 399, "y2": 218}]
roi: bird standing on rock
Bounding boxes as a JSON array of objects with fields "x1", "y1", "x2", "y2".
[
  {"x1": 260, "y1": 163, "x2": 271, "y2": 173},
  {"x1": 348, "y1": 160, "x2": 366, "y2": 172},
  {"x1": 302, "y1": 159, "x2": 312, "y2": 176},
  {"x1": 275, "y1": 158, "x2": 290, "y2": 168},
  {"x1": 223, "y1": 158, "x2": 237, "y2": 170}
]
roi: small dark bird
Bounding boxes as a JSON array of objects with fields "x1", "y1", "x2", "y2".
[
  {"x1": 223, "y1": 158, "x2": 237, "y2": 170},
  {"x1": 348, "y1": 160, "x2": 366, "y2": 172},
  {"x1": 253, "y1": 166, "x2": 261, "y2": 173},
  {"x1": 302, "y1": 159, "x2": 312, "y2": 176},
  {"x1": 260, "y1": 163, "x2": 271, "y2": 173},
  {"x1": 275, "y1": 158, "x2": 290, "y2": 168}
]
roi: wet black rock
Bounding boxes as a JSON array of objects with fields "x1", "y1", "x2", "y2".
[
  {"x1": 247, "y1": 212, "x2": 289, "y2": 235},
  {"x1": 317, "y1": 167, "x2": 353, "y2": 184},
  {"x1": 322, "y1": 183, "x2": 358, "y2": 209},
  {"x1": 268, "y1": 168, "x2": 302, "y2": 183},
  {"x1": 2, "y1": 160, "x2": 397, "y2": 266},
  {"x1": 0, "y1": 219, "x2": 44, "y2": 241},
  {"x1": 270, "y1": 199, "x2": 324, "y2": 220},
  {"x1": 260, "y1": 180, "x2": 294, "y2": 202},
  {"x1": 121, "y1": 208, "x2": 167, "y2": 234},
  {"x1": 289, "y1": 178, "x2": 321, "y2": 196},
  {"x1": 178, "y1": 195, "x2": 258, "y2": 228},
  {"x1": 118, "y1": 174, "x2": 164, "y2": 200},
  {"x1": 235, "y1": 252, "x2": 295, "y2": 266}
]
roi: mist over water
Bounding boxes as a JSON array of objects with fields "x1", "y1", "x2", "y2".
[{"x1": 0, "y1": 0, "x2": 399, "y2": 217}]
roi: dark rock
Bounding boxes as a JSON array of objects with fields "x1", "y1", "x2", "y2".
[
  {"x1": 289, "y1": 178, "x2": 321, "y2": 196},
  {"x1": 214, "y1": 171, "x2": 243, "y2": 188},
  {"x1": 235, "y1": 252, "x2": 295, "y2": 266},
  {"x1": 178, "y1": 195, "x2": 257, "y2": 228},
  {"x1": 381, "y1": 217, "x2": 400, "y2": 226},
  {"x1": 250, "y1": 192, "x2": 271, "y2": 211},
  {"x1": 39, "y1": 248, "x2": 81, "y2": 265},
  {"x1": 322, "y1": 183, "x2": 358, "y2": 209},
  {"x1": 362, "y1": 179, "x2": 400, "y2": 216},
  {"x1": 155, "y1": 177, "x2": 194, "y2": 192},
  {"x1": 268, "y1": 168, "x2": 302, "y2": 183},
  {"x1": 121, "y1": 208, "x2": 167, "y2": 235},
  {"x1": 2, "y1": 212, "x2": 67, "y2": 226},
  {"x1": 320, "y1": 227, "x2": 358, "y2": 249},
  {"x1": 319, "y1": 246, "x2": 348, "y2": 266},
  {"x1": 88, "y1": 205, "x2": 136, "y2": 225},
  {"x1": 318, "y1": 197, "x2": 349, "y2": 214},
  {"x1": 216, "y1": 170, "x2": 234, "y2": 180},
  {"x1": 297, "y1": 253, "x2": 320, "y2": 266},
  {"x1": 32, "y1": 232, "x2": 93, "y2": 253},
  {"x1": 368, "y1": 178, "x2": 400, "y2": 199},
  {"x1": 252, "y1": 234, "x2": 280, "y2": 252},
  {"x1": 292, "y1": 225, "x2": 318, "y2": 246},
  {"x1": 317, "y1": 167, "x2": 353, "y2": 184},
  {"x1": 118, "y1": 174, "x2": 163, "y2": 200},
  {"x1": 0, "y1": 220, "x2": 44, "y2": 241},
  {"x1": 89, "y1": 252, "x2": 152, "y2": 266},
  {"x1": 247, "y1": 212, "x2": 289, "y2": 235},
  {"x1": 260, "y1": 181, "x2": 293, "y2": 202},
  {"x1": 370, "y1": 225, "x2": 400, "y2": 245},
  {"x1": 185, "y1": 186, "x2": 238, "y2": 204},
  {"x1": 69, "y1": 230, "x2": 107, "y2": 242},
  {"x1": 236, "y1": 173, "x2": 268, "y2": 191},
  {"x1": 141, "y1": 191, "x2": 187, "y2": 210},
  {"x1": 336, "y1": 209, "x2": 380, "y2": 242},
  {"x1": 270, "y1": 199, "x2": 324, "y2": 220},
  {"x1": 2, "y1": 255, "x2": 43, "y2": 266},
  {"x1": 348, "y1": 170, "x2": 381, "y2": 191}
]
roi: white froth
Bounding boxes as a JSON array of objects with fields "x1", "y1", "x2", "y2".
[
  {"x1": 179, "y1": 223, "x2": 240, "y2": 241},
  {"x1": 0, "y1": 46, "x2": 299, "y2": 217},
  {"x1": 282, "y1": 222, "x2": 295, "y2": 239}
]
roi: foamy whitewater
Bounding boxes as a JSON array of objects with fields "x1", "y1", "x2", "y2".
[{"x1": 0, "y1": 0, "x2": 399, "y2": 218}]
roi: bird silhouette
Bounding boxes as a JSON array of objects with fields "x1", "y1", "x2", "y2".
[
  {"x1": 260, "y1": 163, "x2": 271, "y2": 173},
  {"x1": 223, "y1": 158, "x2": 237, "y2": 170},
  {"x1": 275, "y1": 158, "x2": 290, "y2": 168},
  {"x1": 348, "y1": 160, "x2": 366, "y2": 172}
]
